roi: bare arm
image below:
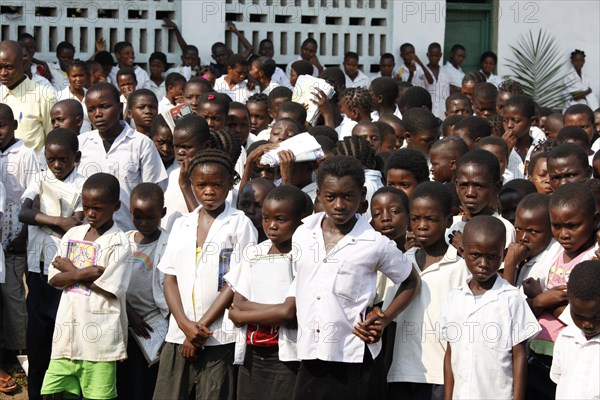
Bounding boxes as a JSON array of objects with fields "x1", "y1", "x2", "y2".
[
  {"x1": 163, "y1": 18, "x2": 188, "y2": 52},
  {"x1": 512, "y1": 342, "x2": 528, "y2": 400},
  {"x1": 20, "y1": 198, "x2": 83, "y2": 234},
  {"x1": 227, "y1": 21, "x2": 254, "y2": 59},
  {"x1": 229, "y1": 292, "x2": 296, "y2": 326},
  {"x1": 198, "y1": 285, "x2": 234, "y2": 327},
  {"x1": 444, "y1": 344, "x2": 454, "y2": 400},
  {"x1": 163, "y1": 274, "x2": 209, "y2": 343}
]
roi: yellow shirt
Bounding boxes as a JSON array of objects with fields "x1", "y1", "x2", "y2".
[{"x1": 0, "y1": 76, "x2": 56, "y2": 152}]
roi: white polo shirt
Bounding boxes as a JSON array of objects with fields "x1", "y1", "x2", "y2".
[
  {"x1": 440, "y1": 275, "x2": 541, "y2": 399},
  {"x1": 550, "y1": 325, "x2": 600, "y2": 400},
  {"x1": 345, "y1": 70, "x2": 371, "y2": 89},
  {"x1": 77, "y1": 122, "x2": 168, "y2": 231},
  {"x1": 442, "y1": 62, "x2": 465, "y2": 88},
  {"x1": 213, "y1": 76, "x2": 259, "y2": 104},
  {"x1": 291, "y1": 212, "x2": 412, "y2": 363}
]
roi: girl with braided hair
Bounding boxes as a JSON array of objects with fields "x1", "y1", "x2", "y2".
[{"x1": 336, "y1": 87, "x2": 373, "y2": 140}]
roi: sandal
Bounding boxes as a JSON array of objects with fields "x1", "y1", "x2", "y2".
[{"x1": 0, "y1": 370, "x2": 17, "y2": 393}]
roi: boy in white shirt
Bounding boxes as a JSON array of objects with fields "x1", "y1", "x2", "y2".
[
  {"x1": 442, "y1": 44, "x2": 466, "y2": 94},
  {"x1": 41, "y1": 173, "x2": 132, "y2": 399},
  {"x1": 213, "y1": 54, "x2": 259, "y2": 104},
  {"x1": 441, "y1": 216, "x2": 540, "y2": 400},
  {"x1": 343, "y1": 52, "x2": 370, "y2": 89},
  {"x1": 395, "y1": 43, "x2": 426, "y2": 86}
]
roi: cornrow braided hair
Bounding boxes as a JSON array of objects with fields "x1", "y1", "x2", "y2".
[
  {"x1": 247, "y1": 93, "x2": 268, "y2": 106},
  {"x1": 334, "y1": 136, "x2": 376, "y2": 170},
  {"x1": 341, "y1": 87, "x2": 372, "y2": 114},
  {"x1": 498, "y1": 79, "x2": 524, "y2": 95},
  {"x1": 189, "y1": 149, "x2": 241, "y2": 185},
  {"x1": 463, "y1": 70, "x2": 487, "y2": 84},
  {"x1": 211, "y1": 128, "x2": 242, "y2": 165}
]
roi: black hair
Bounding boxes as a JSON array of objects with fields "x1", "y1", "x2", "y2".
[
  {"x1": 127, "y1": 88, "x2": 158, "y2": 110},
  {"x1": 442, "y1": 115, "x2": 466, "y2": 135},
  {"x1": 547, "y1": 143, "x2": 589, "y2": 171},
  {"x1": 564, "y1": 104, "x2": 595, "y2": 126},
  {"x1": 371, "y1": 186, "x2": 409, "y2": 214},
  {"x1": 570, "y1": 49, "x2": 586, "y2": 60},
  {"x1": 504, "y1": 94, "x2": 536, "y2": 119},
  {"x1": 150, "y1": 114, "x2": 171, "y2": 138},
  {"x1": 301, "y1": 38, "x2": 318, "y2": 48},
  {"x1": 252, "y1": 57, "x2": 276, "y2": 79},
  {"x1": 410, "y1": 181, "x2": 452, "y2": 216},
  {"x1": 491, "y1": 113, "x2": 505, "y2": 137},
  {"x1": 0, "y1": 103, "x2": 15, "y2": 120},
  {"x1": 404, "y1": 86, "x2": 432, "y2": 110},
  {"x1": 457, "y1": 149, "x2": 501, "y2": 184},
  {"x1": 374, "y1": 121, "x2": 395, "y2": 144},
  {"x1": 199, "y1": 93, "x2": 231, "y2": 115},
  {"x1": 131, "y1": 182, "x2": 165, "y2": 209},
  {"x1": 549, "y1": 182, "x2": 596, "y2": 216},
  {"x1": 45, "y1": 128, "x2": 79, "y2": 152},
  {"x1": 264, "y1": 184, "x2": 308, "y2": 219},
  {"x1": 451, "y1": 44, "x2": 466, "y2": 53},
  {"x1": 17, "y1": 32, "x2": 34, "y2": 42},
  {"x1": 431, "y1": 136, "x2": 469, "y2": 158},
  {"x1": 463, "y1": 215, "x2": 506, "y2": 247},
  {"x1": 517, "y1": 192, "x2": 550, "y2": 213},
  {"x1": 227, "y1": 54, "x2": 248, "y2": 69},
  {"x1": 173, "y1": 114, "x2": 211, "y2": 144},
  {"x1": 211, "y1": 128, "x2": 242, "y2": 165},
  {"x1": 453, "y1": 116, "x2": 492, "y2": 142},
  {"x1": 557, "y1": 126, "x2": 591, "y2": 147},
  {"x1": 308, "y1": 125, "x2": 338, "y2": 144},
  {"x1": 341, "y1": 88, "x2": 372, "y2": 114},
  {"x1": 583, "y1": 179, "x2": 600, "y2": 210},
  {"x1": 463, "y1": 71, "x2": 487, "y2": 84},
  {"x1": 165, "y1": 72, "x2": 186, "y2": 90},
  {"x1": 278, "y1": 101, "x2": 307, "y2": 125},
  {"x1": 149, "y1": 51, "x2": 167, "y2": 66},
  {"x1": 445, "y1": 182, "x2": 461, "y2": 214},
  {"x1": 316, "y1": 156, "x2": 365, "y2": 189},
  {"x1": 500, "y1": 179, "x2": 537, "y2": 199},
  {"x1": 539, "y1": 106, "x2": 553, "y2": 117},
  {"x1": 498, "y1": 79, "x2": 524, "y2": 95},
  {"x1": 94, "y1": 51, "x2": 114, "y2": 67},
  {"x1": 335, "y1": 136, "x2": 376, "y2": 170},
  {"x1": 319, "y1": 67, "x2": 346, "y2": 91},
  {"x1": 473, "y1": 82, "x2": 498, "y2": 102},
  {"x1": 480, "y1": 51, "x2": 498, "y2": 64},
  {"x1": 403, "y1": 107, "x2": 438, "y2": 133},
  {"x1": 65, "y1": 59, "x2": 86, "y2": 74},
  {"x1": 116, "y1": 67, "x2": 137, "y2": 83},
  {"x1": 380, "y1": 53, "x2": 395, "y2": 62},
  {"x1": 52, "y1": 99, "x2": 83, "y2": 117},
  {"x1": 400, "y1": 43, "x2": 414, "y2": 53},
  {"x1": 315, "y1": 135, "x2": 336, "y2": 153},
  {"x1": 370, "y1": 77, "x2": 399, "y2": 105},
  {"x1": 211, "y1": 42, "x2": 228, "y2": 54},
  {"x1": 189, "y1": 148, "x2": 240, "y2": 185},
  {"x1": 428, "y1": 42, "x2": 442, "y2": 51},
  {"x1": 56, "y1": 41, "x2": 75, "y2": 55},
  {"x1": 83, "y1": 173, "x2": 120, "y2": 204},
  {"x1": 268, "y1": 86, "x2": 293, "y2": 106},
  {"x1": 527, "y1": 151, "x2": 549, "y2": 177},
  {"x1": 445, "y1": 93, "x2": 472, "y2": 109},
  {"x1": 344, "y1": 51, "x2": 359, "y2": 61},
  {"x1": 114, "y1": 41, "x2": 133, "y2": 55},
  {"x1": 384, "y1": 149, "x2": 429, "y2": 183},
  {"x1": 291, "y1": 60, "x2": 314, "y2": 76},
  {"x1": 183, "y1": 45, "x2": 199, "y2": 54},
  {"x1": 247, "y1": 139, "x2": 269, "y2": 154},
  {"x1": 259, "y1": 39, "x2": 273, "y2": 48},
  {"x1": 477, "y1": 135, "x2": 509, "y2": 159},
  {"x1": 247, "y1": 93, "x2": 269, "y2": 107},
  {"x1": 228, "y1": 101, "x2": 250, "y2": 119},
  {"x1": 568, "y1": 260, "x2": 600, "y2": 301},
  {"x1": 185, "y1": 77, "x2": 214, "y2": 93},
  {"x1": 87, "y1": 82, "x2": 120, "y2": 104}
]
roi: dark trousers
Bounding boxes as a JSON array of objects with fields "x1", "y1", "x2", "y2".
[
  {"x1": 526, "y1": 351, "x2": 556, "y2": 400},
  {"x1": 26, "y1": 271, "x2": 61, "y2": 400},
  {"x1": 116, "y1": 333, "x2": 159, "y2": 400},
  {"x1": 389, "y1": 382, "x2": 444, "y2": 400}
]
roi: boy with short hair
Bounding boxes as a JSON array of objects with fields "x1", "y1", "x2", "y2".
[
  {"x1": 384, "y1": 148, "x2": 430, "y2": 198},
  {"x1": 150, "y1": 115, "x2": 176, "y2": 175},
  {"x1": 546, "y1": 143, "x2": 591, "y2": 191},
  {"x1": 214, "y1": 54, "x2": 259, "y2": 104},
  {"x1": 369, "y1": 77, "x2": 401, "y2": 121},
  {"x1": 127, "y1": 89, "x2": 159, "y2": 136},
  {"x1": 41, "y1": 173, "x2": 133, "y2": 400},
  {"x1": 158, "y1": 72, "x2": 186, "y2": 113},
  {"x1": 445, "y1": 93, "x2": 472, "y2": 117},
  {"x1": 429, "y1": 136, "x2": 468, "y2": 184},
  {"x1": 402, "y1": 107, "x2": 439, "y2": 161},
  {"x1": 18, "y1": 128, "x2": 85, "y2": 400},
  {"x1": 343, "y1": 52, "x2": 370, "y2": 89},
  {"x1": 50, "y1": 99, "x2": 84, "y2": 133},
  {"x1": 550, "y1": 260, "x2": 600, "y2": 400},
  {"x1": 477, "y1": 135, "x2": 522, "y2": 183},
  {"x1": 441, "y1": 215, "x2": 540, "y2": 400}
]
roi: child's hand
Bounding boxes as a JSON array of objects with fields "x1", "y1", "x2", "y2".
[
  {"x1": 353, "y1": 307, "x2": 390, "y2": 344},
  {"x1": 278, "y1": 150, "x2": 295, "y2": 185},
  {"x1": 522, "y1": 277, "x2": 543, "y2": 298},
  {"x1": 312, "y1": 87, "x2": 333, "y2": 116},
  {"x1": 448, "y1": 230, "x2": 463, "y2": 256},
  {"x1": 247, "y1": 143, "x2": 279, "y2": 165},
  {"x1": 505, "y1": 242, "x2": 529, "y2": 264},
  {"x1": 76, "y1": 265, "x2": 105, "y2": 282},
  {"x1": 226, "y1": 20, "x2": 239, "y2": 33},
  {"x1": 52, "y1": 256, "x2": 77, "y2": 272},
  {"x1": 56, "y1": 216, "x2": 83, "y2": 234},
  {"x1": 192, "y1": 322, "x2": 213, "y2": 347},
  {"x1": 405, "y1": 231, "x2": 419, "y2": 251},
  {"x1": 502, "y1": 130, "x2": 516, "y2": 154},
  {"x1": 178, "y1": 158, "x2": 192, "y2": 188},
  {"x1": 182, "y1": 338, "x2": 199, "y2": 360},
  {"x1": 6, "y1": 235, "x2": 27, "y2": 254},
  {"x1": 128, "y1": 309, "x2": 153, "y2": 339}
]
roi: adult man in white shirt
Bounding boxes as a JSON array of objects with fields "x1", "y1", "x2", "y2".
[
  {"x1": 343, "y1": 52, "x2": 370, "y2": 89},
  {"x1": 442, "y1": 44, "x2": 466, "y2": 94}
]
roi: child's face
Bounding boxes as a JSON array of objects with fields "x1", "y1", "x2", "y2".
[
  {"x1": 455, "y1": 163, "x2": 497, "y2": 216},
  {"x1": 173, "y1": 130, "x2": 207, "y2": 165},
  {"x1": 168, "y1": 81, "x2": 185, "y2": 104},
  {"x1": 85, "y1": 90, "x2": 121, "y2": 136},
  {"x1": 269, "y1": 97, "x2": 288, "y2": 121},
  {"x1": 199, "y1": 102, "x2": 226, "y2": 133},
  {"x1": 152, "y1": 126, "x2": 174, "y2": 166},
  {"x1": 352, "y1": 125, "x2": 381, "y2": 153},
  {"x1": 182, "y1": 49, "x2": 200, "y2": 68},
  {"x1": 128, "y1": 95, "x2": 158, "y2": 132},
  {"x1": 379, "y1": 58, "x2": 395, "y2": 77},
  {"x1": 529, "y1": 157, "x2": 553, "y2": 194},
  {"x1": 498, "y1": 191, "x2": 521, "y2": 225},
  {"x1": 227, "y1": 64, "x2": 248, "y2": 84},
  {"x1": 370, "y1": 193, "x2": 408, "y2": 242},
  {"x1": 503, "y1": 105, "x2": 532, "y2": 140},
  {"x1": 226, "y1": 109, "x2": 251, "y2": 144},
  {"x1": 238, "y1": 182, "x2": 270, "y2": 231},
  {"x1": 550, "y1": 204, "x2": 596, "y2": 255},
  {"x1": 149, "y1": 59, "x2": 165, "y2": 80},
  {"x1": 184, "y1": 83, "x2": 207, "y2": 114},
  {"x1": 569, "y1": 296, "x2": 600, "y2": 340},
  {"x1": 473, "y1": 98, "x2": 496, "y2": 120},
  {"x1": 479, "y1": 144, "x2": 507, "y2": 174},
  {"x1": 564, "y1": 113, "x2": 595, "y2": 143},
  {"x1": 300, "y1": 42, "x2": 317, "y2": 61},
  {"x1": 82, "y1": 189, "x2": 120, "y2": 230},
  {"x1": 67, "y1": 66, "x2": 87, "y2": 91},
  {"x1": 410, "y1": 197, "x2": 451, "y2": 248},
  {"x1": 514, "y1": 207, "x2": 552, "y2": 260},
  {"x1": 50, "y1": 105, "x2": 82, "y2": 132},
  {"x1": 343, "y1": 57, "x2": 359, "y2": 79},
  {"x1": 543, "y1": 118, "x2": 563, "y2": 140},
  {"x1": 400, "y1": 46, "x2": 415, "y2": 65},
  {"x1": 116, "y1": 45, "x2": 135, "y2": 67},
  {"x1": 462, "y1": 229, "x2": 503, "y2": 285},
  {"x1": 262, "y1": 199, "x2": 302, "y2": 246},
  {"x1": 380, "y1": 133, "x2": 396, "y2": 153},
  {"x1": 317, "y1": 175, "x2": 364, "y2": 226},
  {"x1": 446, "y1": 100, "x2": 471, "y2": 117},
  {"x1": 247, "y1": 102, "x2": 270, "y2": 135},
  {"x1": 407, "y1": 129, "x2": 437, "y2": 157},
  {"x1": 130, "y1": 197, "x2": 164, "y2": 238},
  {"x1": 594, "y1": 111, "x2": 600, "y2": 135},
  {"x1": 547, "y1": 155, "x2": 590, "y2": 190},
  {"x1": 426, "y1": 47, "x2": 442, "y2": 65},
  {"x1": 212, "y1": 46, "x2": 230, "y2": 66},
  {"x1": 380, "y1": 119, "x2": 405, "y2": 149},
  {"x1": 45, "y1": 143, "x2": 80, "y2": 181},
  {"x1": 0, "y1": 111, "x2": 17, "y2": 150},
  {"x1": 450, "y1": 49, "x2": 466, "y2": 67},
  {"x1": 386, "y1": 168, "x2": 420, "y2": 199},
  {"x1": 117, "y1": 74, "x2": 137, "y2": 98},
  {"x1": 190, "y1": 163, "x2": 232, "y2": 211},
  {"x1": 269, "y1": 120, "x2": 300, "y2": 143},
  {"x1": 289, "y1": 68, "x2": 299, "y2": 87},
  {"x1": 429, "y1": 146, "x2": 455, "y2": 183},
  {"x1": 481, "y1": 56, "x2": 496, "y2": 75}
]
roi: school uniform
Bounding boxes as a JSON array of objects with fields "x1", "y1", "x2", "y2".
[
  {"x1": 213, "y1": 76, "x2": 259, "y2": 104},
  {"x1": 271, "y1": 66, "x2": 292, "y2": 89},
  {"x1": 440, "y1": 274, "x2": 541, "y2": 400},
  {"x1": 261, "y1": 81, "x2": 280, "y2": 96},
  {"x1": 363, "y1": 169, "x2": 383, "y2": 221},
  {"x1": 550, "y1": 325, "x2": 600, "y2": 400},
  {"x1": 77, "y1": 121, "x2": 168, "y2": 231},
  {"x1": 48, "y1": 62, "x2": 69, "y2": 92},
  {"x1": 109, "y1": 65, "x2": 151, "y2": 91},
  {"x1": 153, "y1": 202, "x2": 257, "y2": 400},
  {"x1": 165, "y1": 65, "x2": 196, "y2": 81},
  {"x1": 370, "y1": 105, "x2": 403, "y2": 122},
  {"x1": 56, "y1": 86, "x2": 92, "y2": 133},
  {"x1": 563, "y1": 65, "x2": 599, "y2": 110},
  {"x1": 158, "y1": 95, "x2": 175, "y2": 114},
  {"x1": 481, "y1": 70, "x2": 502, "y2": 88},
  {"x1": 335, "y1": 115, "x2": 358, "y2": 140},
  {"x1": 441, "y1": 63, "x2": 464, "y2": 89},
  {"x1": 291, "y1": 212, "x2": 412, "y2": 399},
  {"x1": 512, "y1": 239, "x2": 561, "y2": 289},
  {"x1": 396, "y1": 63, "x2": 425, "y2": 86},
  {"x1": 144, "y1": 79, "x2": 166, "y2": 101},
  {"x1": 345, "y1": 70, "x2": 371, "y2": 89},
  {"x1": 423, "y1": 65, "x2": 449, "y2": 119}
]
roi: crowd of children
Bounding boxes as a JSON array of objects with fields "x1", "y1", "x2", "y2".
[{"x1": 0, "y1": 20, "x2": 599, "y2": 400}]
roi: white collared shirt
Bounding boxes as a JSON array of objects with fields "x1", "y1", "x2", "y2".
[
  {"x1": 371, "y1": 105, "x2": 403, "y2": 122},
  {"x1": 48, "y1": 62, "x2": 69, "y2": 92},
  {"x1": 396, "y1": 63, "x2": 425, "y2": 86},
  {"x1": 261, "y1": 80, "x2": 280, "y2": 95},
  {"x1": 551, "y1": 325, "x2": 600, "y2": 399},
  {"x1": 446, "y1": 213, "x2": 516, "y2": 249},
  {"x1": 563, "y1": 65, "x2": 599, "y2": 110},
  {"x1": 165, "y1": 65, "x2": 193, "y2": 81},
  {"x1": 157, "y1": 202, "x2": 257, "y2": 345},
  {"x1": 335, "y1": 115, "x2": 358, "y2": 140},
  {"x1": 442, "y1": 62, "x2": 465, "y2": 88},
  {"x1": 158, "y1": 95, "x2": 175, "y2": 114},
  {"x1": 213, "y1": 76, "x2": 259, "y2": 104},
  {"x1": 345, "y1": 70, "x2": 371, "y2": 89},
  {"x1": 271, "y1": 66, "x2": 292, "y2": 89},
  {"x1": 441, "y1": 275, "x2": 541, "y2": 399},
  {"x1": 364, "y1": 169, "x2": 383, "y2": 221},
  {"x1": 291, "y1": 212, "x2": 412, "y2": 363},
  {"x1": 144, "y1": 78, "x2": 166, "y2": 101},
  {"x1": 49, "y1": 223, "x2": 133, "y2": 361},
  {"x1": 77, "y1": 122, "x2": 168, "y2": 231}
]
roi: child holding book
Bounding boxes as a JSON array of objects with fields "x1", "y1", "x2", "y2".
[
  {"x1": 41, "y1": 173, "x2": 133, "y2": 399},
  {"x1": 19, "y1": 128, "x2": 85, "y2": 400}
]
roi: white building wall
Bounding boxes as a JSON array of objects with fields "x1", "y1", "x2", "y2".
[{"x1": 181, "y1": 0, "x2": 226, "y2": 66}]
